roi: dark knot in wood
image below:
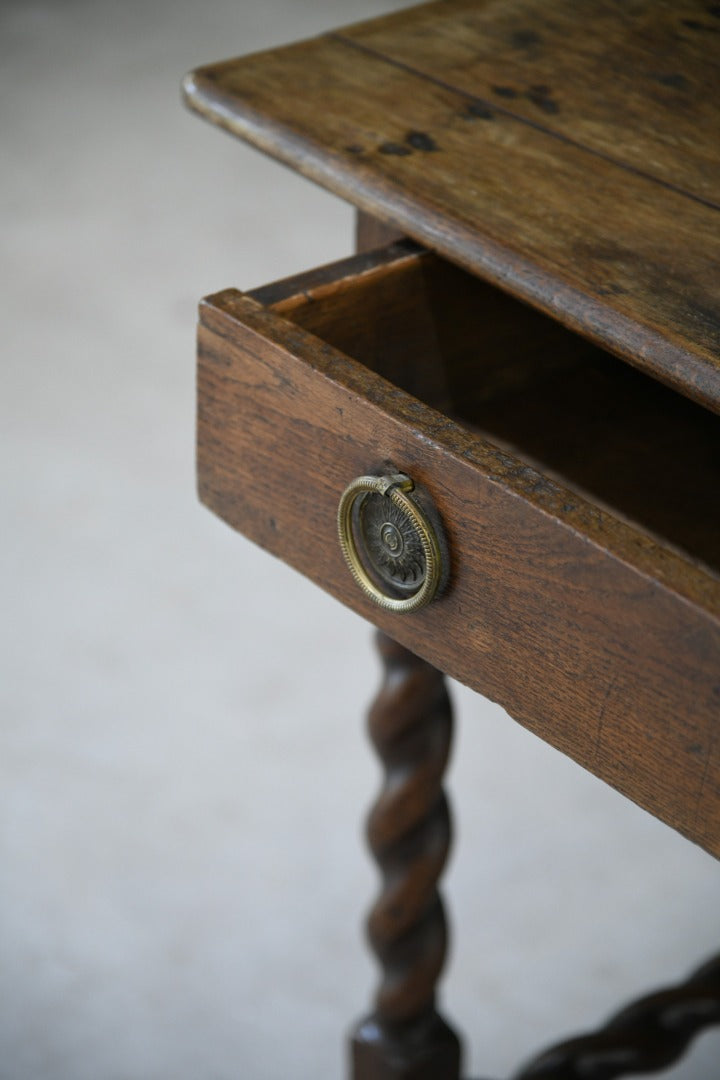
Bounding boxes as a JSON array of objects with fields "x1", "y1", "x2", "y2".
[
  {"x1": 365, "y1": 630, "x2": 454, "y2": 1028},
  {"x1": 513, "y1": 952, "x2": 720, "y2": 1079}
]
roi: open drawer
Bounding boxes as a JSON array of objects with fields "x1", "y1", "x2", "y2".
[{"x1": 197, "y1": 241, "x2": 720, "y2": 855}]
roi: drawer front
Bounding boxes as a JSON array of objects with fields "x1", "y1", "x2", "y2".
[{"x1": 197, "y1": 244, "x2": 720, "y2": 856}]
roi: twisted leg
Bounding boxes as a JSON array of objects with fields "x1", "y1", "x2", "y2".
[
  {"x1": 513, "y1": 952, "x2": 720, "y2": 1079},
  {"x1": 350, "y1": 630, "x2": 462, "y2": 1080}
]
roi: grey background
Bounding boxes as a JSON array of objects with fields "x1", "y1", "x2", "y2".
[{"x1": 1, "y1": 1, "x2": 718, "y2": 1078}]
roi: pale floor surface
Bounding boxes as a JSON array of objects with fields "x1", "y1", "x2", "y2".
[{"x1": 1, "y1": 2, "x2": 718, "y2": 1078}]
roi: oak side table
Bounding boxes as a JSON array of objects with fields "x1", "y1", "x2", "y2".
[{"x1": 183, "y1": 2, "x2": 720, "y2": 1076}]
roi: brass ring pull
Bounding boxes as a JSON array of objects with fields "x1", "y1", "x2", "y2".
[{"x1": 337, "y1": 473, "x2": 446, "y2": 613}]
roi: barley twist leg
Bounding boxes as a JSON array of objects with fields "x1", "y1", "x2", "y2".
[{"x1": 350, "y1": 630, "x2": 462, "y2": 1080}]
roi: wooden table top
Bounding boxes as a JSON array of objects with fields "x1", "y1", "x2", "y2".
[
  {"x1": 183, "y1": 0, "x2": 720, "y2": 415},
  {"x1": 185, "y1": 1, "x2": 720, "y2": 857}
]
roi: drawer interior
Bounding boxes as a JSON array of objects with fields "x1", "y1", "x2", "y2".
[{"x1": 249, "y1": 244, "x2": 720, "y2": 575}]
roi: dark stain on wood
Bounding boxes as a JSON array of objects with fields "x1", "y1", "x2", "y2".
[
  {"x1": 460, "y1": 101, "x2": 495, "y2": 120},
  {"x1": 492, "y1": 84, "x2": 518, "y2": 98},
  {"x1": 406, "y1": 130, "x2": 439, "y2": 152},
  {"x1": 527, "y1": 84, "x2": 560, "y2": 113},
  {"x1": 183, "y1": 8, "x2": 720, "y2": 411},
  {"x1": 681, "y1": 17, "x2": 720, "y2": 31},
  {"x1": 654, "y1": 72, "x2": 691, "y2": 90},
  {"x1": 345, "y1": 144, "x2": 364, "y2": 154},
  {"x1": 378, "y1": 140, "x2": 412, "y2": 156},
  {"x1": 512, "y1": 29, "x2": 541, "y2": 48}
]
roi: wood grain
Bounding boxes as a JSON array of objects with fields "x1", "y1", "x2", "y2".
[
  {"x1": 356, "y1": 211, "x2": 405, "y2": 253},
  {"x1": 196, "y1": 246, "x2": 720, "y2": 857},
  {"x1": 183, "y1": 0, "x2": 720, "y2": 413},
  {"x1": 351, "y1": 631, "x2": 462, "y2": 1080},
  {"x1": 251, "y1": 244, "x2": 720, "y2": 574},
  {"x1": 342, "y1": 0, "x2": 720, "y2": 204}
]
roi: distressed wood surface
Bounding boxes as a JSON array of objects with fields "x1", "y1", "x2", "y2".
[
  {"x1": 183, "y1": 0, "x2": 720, "y2": 413},
  {"x1": 252, "y1": 241, "x2": 720, "y2": 574},
  {"x1": 343, "y1": 0, "x2": 720, "y2": 204},
  {"x1": 196, "y1": 245, "x2": 720, "y2": 856}
]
